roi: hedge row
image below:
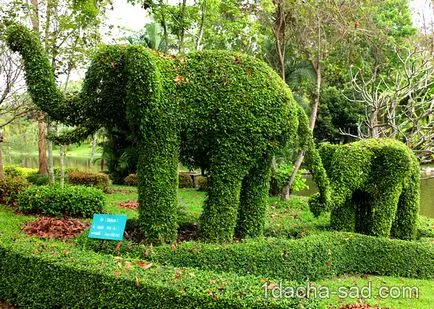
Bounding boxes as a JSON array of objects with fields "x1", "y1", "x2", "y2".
[
  {"x1": 68, "y1": 170, "x2": 110, "y2": 192},
  {"x1": 0, "y1": 240, "x2": 317, "y2": 308},
  {"x1": 79, "y1": 232, "x2": 434, "y2": 282},
  {"x1": 18, "y1": 185, "x2": 105, "y2": 218}
]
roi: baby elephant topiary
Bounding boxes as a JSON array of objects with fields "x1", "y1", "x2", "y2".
[{"x1": 310, "y1": 138, "x2": 420, "y2": 240}]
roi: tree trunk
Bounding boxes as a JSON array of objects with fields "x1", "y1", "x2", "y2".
[
  {"x1": 281, "y1": 61, "x2": 322, "y2": 200},
  {"x1": 178, "y1": 0, "x2": 187, "y2": 53},
  {"x1": 0, "y1": 130, "x2": 4, "y2": 179},
  {"x1": 47, "y1": 121, "x2": 55, "y2": 183},
  {"x1": 89, "y1": 133, "x2": 97, "y2": 168},
  {"x1": 196, "y1": 0, "x2": 206, "y2": 51},
  {"x1": 38, "y1": 112, "x2": 48, "y2": 175},
  {"x1": 60, "y1": 145, "x2": 65, "y2": 187},
  {"x1": 273, "y1": 0, "x2": 286, "y2": 80}
]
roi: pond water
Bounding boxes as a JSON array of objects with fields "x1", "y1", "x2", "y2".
[
  {"x1": 4, "y1": 154, "x2": 103, "y2": 173},
  {"x1": 297, "y1": 175, "x2": 434, "y2": 219}
]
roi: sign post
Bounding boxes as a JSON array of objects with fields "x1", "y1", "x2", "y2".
[{"x1": 88, "y1": 214, "x2": 127, "y2": 241}]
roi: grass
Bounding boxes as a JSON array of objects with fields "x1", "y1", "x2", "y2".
[{"x1": 1, "y1": 185, "x2": 434, "y2": 308}]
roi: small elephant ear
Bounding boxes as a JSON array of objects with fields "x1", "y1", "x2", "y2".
[{"x1": 308, "y1": 192, "x2": 328, "y2": 217}]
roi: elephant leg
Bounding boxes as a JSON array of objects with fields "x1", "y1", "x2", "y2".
[
  {"x1": 330, "y1": 199, "x2": 356, "y2": 232},
  {"x1": 235, "y1": 156, "x2": 272, "y2": 239},
  {"x1": 137, "y1": 142, "x2": 179, "y2": 244},
  {"x1": 369, "y1": 187, "x2": 401, "y2": 238},
  {"x1": 199, "y1": 164, "x2": 244, "y2": 243},
  {"x1": 391, "y1": 166, "x2": 420, "y2": 240}
]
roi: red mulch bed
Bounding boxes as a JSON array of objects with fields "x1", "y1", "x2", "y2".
[
  {"x1": 117, "y1": 200, "x2": 138, "y2": 210},
  {"x1": 21, "y1": 217, "x2": 90, "y2": 240},
  {"x1": 1, "y1": 301, "x2": 15, "y2": 308},
  {"x1": 338, "y1": 305, "x2": 389, "y2": 309}
]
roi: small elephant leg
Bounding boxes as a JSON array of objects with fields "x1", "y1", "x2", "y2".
[
  {"x1": 330, "y1": 199, "x2": 356, "y2": 232},
  {"x1": 137, "y1": 143, "x2": 179, "y2": 244},
  {"x1": 391, "y1": 166, "x2": 420, "y2": 240},
  {"x1": 199, "y1": 165, "x2": 243, "y2": 243},
  {"x1": 235, "y1": 157, "x2": 271, "y2": 239},
  {"x1": 369, "y1": 187, "x2": 401, "y2": 238}
]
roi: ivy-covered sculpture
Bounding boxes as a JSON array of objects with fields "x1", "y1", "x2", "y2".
[
  {"x1": 6, "y1": 24, "x2": 329, "y2": 243},
  {"x1": 309, "y1": 138, "x2": 420, "y2": 240}
]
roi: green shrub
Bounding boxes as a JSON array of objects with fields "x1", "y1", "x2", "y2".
[
  {"x1": 196, "y1": 175, "x2": 208, "y2": 191},
  {"x1": 0, "y1": 176, "x2": 29, "y2": 206},
  {"x1": 124, "y1": 173, "x2": 138, "y2": 186},
  {"x1": 26, "y1": 173, "x2": 50, "y2": 186},
  {"x1": 18, "y1": 185, "x2": 104, "y2": 218},
  {"x1": 269, "y1": 164, "x2": 307, "y2": 196},
  {"x1": 178, "y1": 172, "x2": 193, "y2": 188},
  {"x1": 79, "y1": 232, "x2": 434, "y2": 282},
  {"x1": 53, "y1": 167, "x2": 76, "y2": 176},
  {"x1": 68, "y1": 170, "x2": 110, "y2": 192},
  {"x1": 0, "y1": 242, "x2": 316, "y2": 308},
  {"x1": 4, "y1": 166, "x2": 38, "y2": 177}
]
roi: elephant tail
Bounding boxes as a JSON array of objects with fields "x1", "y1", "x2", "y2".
[
  {"x1": 295, "y1": 105, "x2": 331, "y2": 215},
  {"x1": 5, "y1": 24, "x2": 80, "y2": 124}
]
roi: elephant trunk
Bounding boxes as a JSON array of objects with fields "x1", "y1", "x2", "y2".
[
  {"x1": 295, "y1": 105, "x2": 331, "y2": 215},
  {"x1": 5, "y1": 24, "x2": 80, "y2": 125}
]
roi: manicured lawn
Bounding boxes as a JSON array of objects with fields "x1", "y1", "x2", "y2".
[{"x1": 1, "y1": 185, "x2": 433, "y2": 308}]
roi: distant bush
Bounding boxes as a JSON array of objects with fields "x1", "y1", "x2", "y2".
[
  {"x1": 0, "y1": 176, "x2": 29, "y2": 206},
  {"x1": 18, "y1": 185, "x2": 104, "y2": 218},
  {"x1": 196, "y1": 175, "x2": 208, "y2": 191},
  {"x1": 68, "y1": 170, "x2": 110, "y2": 192},
  {"x1": 26, "y1": 173, "x2": 50, "y2": 186},
  {"x1": 4, "y1": 166, "x2": 37, "y2": 177},
  {"x1": 124, "y1": 174, "x2": 138, "y2": 186},
  {"x1": 178, "y1": 172, "x2": 193, "y2": 188},
  {"x1": 53, "y1": 167, "x2": 76, "y2": 177}
]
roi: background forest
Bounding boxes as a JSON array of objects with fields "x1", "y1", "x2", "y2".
[{"x1": 0, "y1": 0, "x2": 433, "y2": 184}]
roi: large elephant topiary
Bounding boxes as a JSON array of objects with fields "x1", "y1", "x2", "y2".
[
  {"x1": 6, "y1": 24, "x2": 329, "y2": 244},
  {"x1": 309, "y1": 138, "x2": 420, "y2": 240}
]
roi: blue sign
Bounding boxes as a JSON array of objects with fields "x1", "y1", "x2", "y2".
[{"x1": 88, "y1": 214, "x2": 127, "y2": 241}]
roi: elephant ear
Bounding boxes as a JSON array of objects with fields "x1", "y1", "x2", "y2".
[{"x1": 123, "y1": 45, "x2": 163, "y2": 139}]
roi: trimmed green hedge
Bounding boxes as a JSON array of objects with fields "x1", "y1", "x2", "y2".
[
  {"x1": 0, "y1": 240, "x2": 317, "y2": 308},
  {"x1": 68, "y1": 170, "x2": 110, "y2": 192},
  {"x1": 79, "y1": 232, "x2": 434, "y2": 282},
  {"x1": 18, "y1": 185, "x2": 104, "y2": 218}
]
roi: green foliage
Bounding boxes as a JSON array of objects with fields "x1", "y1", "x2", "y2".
[
  {"x1": 68, "y1": 170, "x2": 110, "y2": 192},
  {"x1": 18, "y1": 185, "x2": 104, "y2": 218},
  {"x1": 196, "y1": 175, "x2": 208, "y2": 191},
  {"x1": 123, "y1": 173, "x2": 138, "y2": 186},
  {"x1": 178, "y1": 172, "x2": 193, "y2": 188},
  {"x1": 0, "y1": 242, "x2": 317, "y2": 308},
  {"x1": 310, "y1": 138, "x2": 420, "y2": 240},
  {"x1": 6, "y1": 25, "x2": 329, "y2": 244},
  {"x1": 4, "y1": 166, "x2": 37, "y2": 178},
  {"x1": 0, "y1": 176, "x2": 29, "y2": 206},
  {"x1": 269, "y1": 163, "x2": 307, "y2": 196},
  {"x1": 26, "y1": 173, "x2": 50, "y2": 186},
  {"x1": 79, "y1": 232, "x2": 434, "y2": 282}
]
